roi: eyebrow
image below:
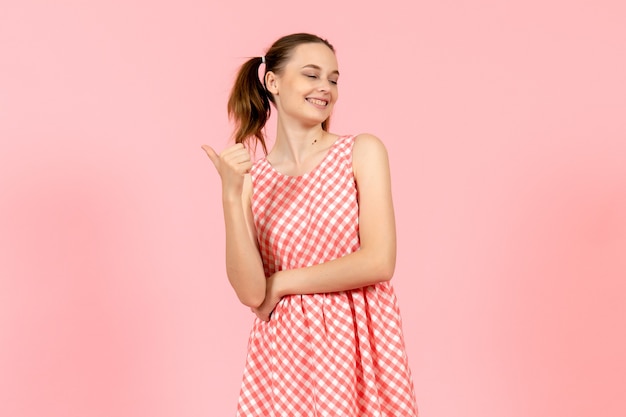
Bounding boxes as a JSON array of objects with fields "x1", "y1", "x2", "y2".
[{"x1": 301, "y1": 64, "x2": 340, "y2": 76}]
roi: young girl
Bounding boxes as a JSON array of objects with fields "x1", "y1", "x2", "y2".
[{"x1": 203, "y1": 33, "x2": 419, "y2": 417}]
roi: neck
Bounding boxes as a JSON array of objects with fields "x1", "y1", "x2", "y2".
[{"x1": 272, "y1": 120, "x2": 325, "y2": 163}]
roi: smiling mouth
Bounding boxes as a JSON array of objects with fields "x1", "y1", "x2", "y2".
[{"x1": 306, "y1": 98, "x2": 328, "y2": 107}]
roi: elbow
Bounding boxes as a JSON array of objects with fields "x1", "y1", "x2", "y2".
[
  {"x1": 227, "y1": 271, "x2": 266, "y2": 308},
  {"x1": 238, "y1": 291, "x2": 265, "y2": 308},
  {"x1": 379, "y1": 248, "x2": 396, "y2": 282},
  {"x1": 378, "y1": 263, "x2": 395, "y2": 282},
  {"x1": 361, "y1": 242, "x2": 396, "y2": 283},
  {"x1": 370, "y1": 254, "x2": 396, "y2": 283},
  {"x1": 235, "y1": 282, "x2": 265, "y2": 308}
]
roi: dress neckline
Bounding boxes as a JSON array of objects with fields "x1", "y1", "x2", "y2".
[{"x1": 262, "y1": 135, "x2": 351, "y2": 179}]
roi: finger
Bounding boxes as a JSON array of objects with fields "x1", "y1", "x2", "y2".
[
  {"x1": 253, "y1": 311, "x2": 268, "y2": 322},
  {"x1": 241, "y1": 161, "x2": 253, "y2": 174},
  {"x1": 221, "y1": 142, "x2": 244, "y2": 151},
  {"x1": 224, "y1": 148, "x2": 251, "y2": 164},
  {"x1": 254, "y1": 306, "x2": 268, "y2": 321},
  {"x1": 226, "y1": 155, "x2": 252, "y2": 168},
  {"x1": 223, "y1": 152, "x2": 252, "y2": 174},
  {"x1": 221, "y1": 143, "x2": 247, "y2": 159},
  {"x1": 201, "y1": 145, "x2": 220, "y2": 167}
]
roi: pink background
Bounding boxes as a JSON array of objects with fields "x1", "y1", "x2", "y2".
[{"x1": 1, "y1": 1, "x2": 625, "y2": 416}]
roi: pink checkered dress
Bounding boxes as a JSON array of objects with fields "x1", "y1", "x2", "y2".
[{"x1": 238, "y1": 135, "x2": 418, "y2": 416}]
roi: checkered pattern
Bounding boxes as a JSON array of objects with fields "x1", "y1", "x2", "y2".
[{"x1": 238, "y1": 135, "x2": 418, "y2": 416}]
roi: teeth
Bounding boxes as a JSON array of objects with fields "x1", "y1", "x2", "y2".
[{"x1": 307, "y1": 98, "x2": 327, "y2": 106}]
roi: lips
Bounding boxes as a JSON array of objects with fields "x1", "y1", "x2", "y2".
[{"x1": 306, "y1": 98, "x2": 329, "y2": 107}]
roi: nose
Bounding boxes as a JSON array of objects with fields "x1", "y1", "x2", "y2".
[{"x1": 317, "y1": 78, "x2": 332, "y2": 92}]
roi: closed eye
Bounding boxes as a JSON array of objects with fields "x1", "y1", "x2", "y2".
[{"x1": 304, "y1": 73, "x2": 338, "y2": 85}]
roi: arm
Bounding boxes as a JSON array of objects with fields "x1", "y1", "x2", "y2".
[
  {"x1": 253, "y1": 133, "x2": 397, "y2": 319},
  {"x1": 203, "y1": 144, "x2": 266, "y2": 308},
  {"x1": 222, "y1": 175, "x2": 266, "y2": 307}
]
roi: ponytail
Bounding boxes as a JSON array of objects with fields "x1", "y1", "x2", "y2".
[{"x1": 227, "y1": 56, "x2": 270, "y2": 155}]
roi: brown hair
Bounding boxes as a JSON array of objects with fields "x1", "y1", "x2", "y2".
[{"x1": 227, "y1": 33, "x2": 335, "y2": 154}]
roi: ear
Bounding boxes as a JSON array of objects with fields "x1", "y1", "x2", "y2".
[{"x1": 265, "y1": 71, "x2": 279, "y2": 95}]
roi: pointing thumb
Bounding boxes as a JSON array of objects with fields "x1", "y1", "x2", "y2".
[{"x1": 201, "y1": 145, "x2": 220, "y2": 168}]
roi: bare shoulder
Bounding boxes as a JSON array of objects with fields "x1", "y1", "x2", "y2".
[
  {"x1": 354, "y1": 132, "x2": 387, "y2": 150},
  {"x1": 353, "y1": 133, "x2": 390, "y2": 176}
]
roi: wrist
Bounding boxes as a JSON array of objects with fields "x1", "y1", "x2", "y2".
[
  {"x1": 272, "y1": 270, "x2": 290, "y2": 298},
  {"x1": 222, "y1": 191, "x2": 241, "y2": 205}
]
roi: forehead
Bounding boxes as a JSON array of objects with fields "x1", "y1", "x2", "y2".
[{"x1": 287, "y1": 43, "x2": 338, "y2": 71}]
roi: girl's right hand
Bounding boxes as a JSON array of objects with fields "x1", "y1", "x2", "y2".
[{"x1": 202, "y1": 143, "x2": 252, "y2": 198}]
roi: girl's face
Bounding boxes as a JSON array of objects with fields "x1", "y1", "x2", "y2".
[{"x1": 267, "y1": 43, "x2": 339, "y2": 128}]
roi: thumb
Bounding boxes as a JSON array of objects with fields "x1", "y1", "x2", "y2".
[{"x1": 201, "y1": 145, "x2": 220, "y2": 167}]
